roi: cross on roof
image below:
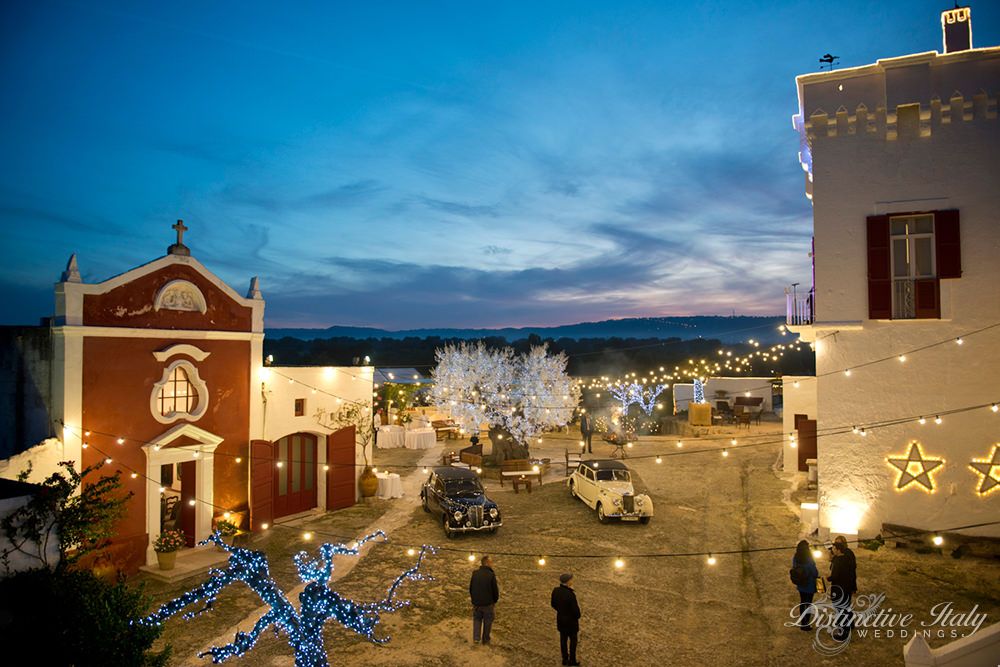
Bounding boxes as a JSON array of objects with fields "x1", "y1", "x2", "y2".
[{"x1": 173, "y1": 219, "x2": 188, "y2": 245}]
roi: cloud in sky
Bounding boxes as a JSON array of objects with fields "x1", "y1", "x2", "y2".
[{"x1": 2, "y1": 1, "x2": 993, "y2": 327}]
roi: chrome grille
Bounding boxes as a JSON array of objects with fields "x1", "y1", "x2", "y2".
[
  {"x1": 471, "y1": 505, "x2": 484, "y2": 527},
  {"x1": 622, "y1": 495, "x2": 635, "y2": 513}
]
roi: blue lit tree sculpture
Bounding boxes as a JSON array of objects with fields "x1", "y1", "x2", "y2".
[{"x1": 142, "y1": 530, "x2": 433, "y2": 667}]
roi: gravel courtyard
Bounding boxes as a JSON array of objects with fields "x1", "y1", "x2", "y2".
[{"x1": 142, "y1": 425, "x2": 1000, "y2": 666}]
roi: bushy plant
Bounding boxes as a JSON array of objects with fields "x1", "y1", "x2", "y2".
[
  {"x1": 0, "y1": 567, "x2": 170, "y2": 666},
  {"x1": 152, "y1": 529, "x2": 186, "y2": 553},
  {"x1": 214, "y1": 520, "x2": 238, "y2": 537}
]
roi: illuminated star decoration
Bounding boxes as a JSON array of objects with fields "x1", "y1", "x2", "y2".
[
  {"x1": 887, "y1": 442, "x2": 944, "y2": 492},
  {"x1": 968, "y1": 444, "x2": 1000, "y2": 495},
  {"x1": 141, "y1": 530, "x2": 434, "y2": 667}
]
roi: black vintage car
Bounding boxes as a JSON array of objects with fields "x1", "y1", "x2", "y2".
[{"x1": 420, "y1": 467, "x2": 502, "y2": 538}]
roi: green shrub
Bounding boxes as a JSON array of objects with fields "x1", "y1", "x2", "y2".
[{"x1": 0, "y1": 568, "x2": 169, "y2": 666}]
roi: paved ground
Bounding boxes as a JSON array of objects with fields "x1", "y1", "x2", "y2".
[{"x1": 140, "y1": 423, "x2": 1000, "y2": 666}]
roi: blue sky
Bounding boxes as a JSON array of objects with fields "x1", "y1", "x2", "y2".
[{"x1": 2, "y1": 1, "x2": 997, "y2": 328}]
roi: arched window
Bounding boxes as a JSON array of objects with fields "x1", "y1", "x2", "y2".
[{"x1": 159, "y1": 366, "x2": 197, "y2": 416}]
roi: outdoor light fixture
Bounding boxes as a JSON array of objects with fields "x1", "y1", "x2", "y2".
[
  {"x1": 932, "y1": 535, "x2": 944, "y2": 546},
  {"x1": 235, "y1": 457, "x2": 242, "y2": 463},
  {"x1": 188, "y1": 499, "x2": 196, "y2": 506},
  {"x1": 407, "y1": 548, "x2": 416, "y2": 557},
  {"x1": 707, "y1": 555, "x2": 717, "y2": 566},
  {"x1": 919, "y1": 417, "x2": 927, "y2": 425},
  {"x1": 467, "y1": 553, "x2": 476, "y2": 562},
  {"x1": 934, "y1": 416, "x2": 942, "y2": 425},
  {"x1": 538, "y1": 557, "x2": 546, "y2": 566},
  {"x1": 614, "y1": 558, "x2": 625, "y2": 569},
  {"x1": 303, "y1": 532, "x2": 313, "y2": 541},
  {"x1": 117, "y1": 437, "x2": 125, "y2": 445}
]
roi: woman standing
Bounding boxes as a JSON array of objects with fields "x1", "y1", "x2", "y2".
[{"x1": 791, "y1": 540, "x2": 819, "y2": 631}]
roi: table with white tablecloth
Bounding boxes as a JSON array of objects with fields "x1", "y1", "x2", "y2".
[
  {"x1": 405, "y1": 427, "x2": 437, "y2": 450},
  {"x1": 377, "y1": 425, "x2": 405, "y2": 449},
  {"x1": 375, "y1": 472, "x2": 403, "y2": 499}
]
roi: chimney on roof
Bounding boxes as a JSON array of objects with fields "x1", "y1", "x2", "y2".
[{"x1": 941, "y1": 5, "x2": 972, "y2": 53}]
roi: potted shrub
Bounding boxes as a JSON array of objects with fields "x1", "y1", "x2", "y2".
[
  {"x1": 214, "y1": 520, "x2": 238, "y2": 548},
  {"x1": 152, "y1": 529, "x2": 186, "y2": 570}
]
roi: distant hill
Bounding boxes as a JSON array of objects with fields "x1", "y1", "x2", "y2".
[{"x1": 267, "y1": 316, "x2": 786, "y2": 344}]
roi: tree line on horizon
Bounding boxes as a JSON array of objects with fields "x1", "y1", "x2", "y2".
[{"x1": 264, "y1": 334, "x2": 815, "y2": 379}]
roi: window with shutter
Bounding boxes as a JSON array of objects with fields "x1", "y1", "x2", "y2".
[{"x1": 866, "y1": 210, "x2": 959, "y2": 320}]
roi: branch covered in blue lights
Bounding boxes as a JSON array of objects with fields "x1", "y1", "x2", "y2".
[
  {"x1": 141, "y1": 530, "x2": 434, "y2": 667},
  {"x1": 609, "y1": 381, "x2": 668, "y2": 415}
]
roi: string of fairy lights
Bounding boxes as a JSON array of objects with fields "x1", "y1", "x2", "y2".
[
  {"x1": 262, "y1": 319, "x2": 1000, "y2": 417},
  {"x1": 251, "y1": 518, "x2": 1000, "y2": 570},
  {"x1": 60, "y1": 393, "x2": 999, "y2": 528}
]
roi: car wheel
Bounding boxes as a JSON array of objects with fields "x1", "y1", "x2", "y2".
[
  {"x1": 569, "y1": 481, "x2": 577, "y2": 499},
  {"x1": 490, "y1": 527, "x2": 498, "y2": 535},
  {"x1": 443, "y1": 515, "x2": 455, "y2": 539},
  {"x1": 597, "y1": 503, "x2": 610, "y2": 524},
  {"x1": 422, "y1": 494, "x2": 430, "y2": 513},
  {"x1": 639, "y1": 516, "x2": 651, "y2": 525}
]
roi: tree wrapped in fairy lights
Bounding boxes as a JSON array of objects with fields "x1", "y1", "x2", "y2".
[
  {"x1": 430, "y1": 341, "x2": 580, "y2": 462},
  {"x1": 608, "y1": 381, "x2": 667, "y2": 416},
  {"x1": 142, "y1": 531, "x2": 433, "y2": 667}
]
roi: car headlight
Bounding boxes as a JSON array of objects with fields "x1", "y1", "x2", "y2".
[
  {"x1": 453, "y1": 510, "x2": 464, "y2": 522},
  {"x1": 612, "y1": 497, "x2": 622, "y2": 507},
  {"x1": 489, "y1": 507, "x2": 499, "y2": 519},
  {"x1": 636, "y1": 497, "x2": 644, "y2": 505}
]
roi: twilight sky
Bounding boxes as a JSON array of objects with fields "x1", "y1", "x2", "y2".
[{"x1": 2, "y1": 1, "x2": 997, "y2": 329}]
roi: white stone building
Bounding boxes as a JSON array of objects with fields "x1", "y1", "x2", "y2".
[{"x1": 783, "y1": 7, "x2": 1000, "y2": 539}]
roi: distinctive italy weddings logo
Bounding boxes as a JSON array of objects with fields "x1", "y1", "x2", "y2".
[{"x1": 785, "y1": 594, "x2": 988, "y2": 656}]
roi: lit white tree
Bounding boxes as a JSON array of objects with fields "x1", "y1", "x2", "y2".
[
  {"x1": 430, "y1": 342, "x2": 580, "y2": 463},
  {"x1": 608, "y1": 380, "x2": 668, "y2": 416}
]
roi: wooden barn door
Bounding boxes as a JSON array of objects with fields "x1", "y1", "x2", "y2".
[
  {"x1": 327, "y1": 426, "x2": 356, "y2": 511},
  {"x1": 273, "y1": 433, "x2": 318, "y2": 518},
  {"x1": 179, "y1": 460, "x2": 197, "y2": 547},
  {"x1": 251, "y1": 440, "x2": 274, "y2": 531},
  {"x1": 797, "y1": 419, "x2": 818, "y2": 472}
]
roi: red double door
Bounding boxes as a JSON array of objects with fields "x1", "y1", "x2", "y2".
[{"x1": 250, "y1": 428, "x2": 356, "y2": 530}]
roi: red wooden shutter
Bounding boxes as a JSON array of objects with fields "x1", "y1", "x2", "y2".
[
  {"x1": 914, "y1": 278, "x2": 941, "y2": 319},
  {"x1": 935, "y1": 209, "x2": 961, "y2": 278},
  {"x1": 327, "y1": 426, "x2": 357, "y2": 511},
  {"x1": 866, "y1": 215, "x2": 892, "y2": 319},
  {"x1": 250, "y1": 440, "x2": 274, "y2": 531}
]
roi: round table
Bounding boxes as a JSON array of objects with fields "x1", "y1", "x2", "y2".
[
  {"x1": 375, "y1": 472, "x2": 403, "y2": 499},
  {"x1": 378, "y1": 425, "x2": 405, "y2": 449},
  {"x1": 405, "y1": 427, "x2": 437, "y2": 450}
]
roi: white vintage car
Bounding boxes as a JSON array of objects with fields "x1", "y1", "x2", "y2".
[{"x1": 567, "y1": 459, "x2": 653, "y2": 524}]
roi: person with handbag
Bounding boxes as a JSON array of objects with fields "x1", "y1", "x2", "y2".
[{"x1": 790, "y1": 540, "x2": 820, "y2": 631}]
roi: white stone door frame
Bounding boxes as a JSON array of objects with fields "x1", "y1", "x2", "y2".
[{"x1": 142, "y1": 423, "x2": 223, "y2": 565}]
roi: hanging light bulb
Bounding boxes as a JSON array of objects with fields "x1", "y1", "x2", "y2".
[
  {"x1": 538, "y1": 557, "x2": 546, "y2": 566},
  {"x1": 407, "y1": 548, "x2": 416, "y2": 557},
  {"x1": 932, "y1": 534, "x2": 944, "y2": 546},
  {"x1": 955, "y1": 337, "x2": 963, "y2": 345},
  {"x1": 302, "y1": 531, "x2": 313, "y2": 540},
  {"x1": 992, "y1": 404, "x2": 999, "y2": 413},
  {"x1": 812, "y1": 548, "x2": 822, "y2": 559},
  {"x1": 676, "y1": 441, "x2": 683, "y2": 448},
  {"x1": 614, "y1": 558, "x2": 625, "y2": 570},
  {"x1": 655, "y1": 456, "x2": 662, "y2": 464},
  {"x1": 130, "y1": 472, "x2": 138, "y2": 479},
  {"x1": 844, "y1": 369, "x2": 852, "y2": 377},
  {"x1": 918, "y1": 416, "x2": 927, "y2": 425},
  {"x1": 276, "y1": 461, "x2": 284, "y2": 468},
  {"x1": 467, "y1": 553, "x2": 476, "y2": 562},
  {"x1": 261, "y1": 523, "x2": 270, "y2": 530},
  {"x1": 722, "y1": 449, "x2": 729, "y2": 458},
  {"x1": 235, "y1": 457, "x2": 243, "y2": 463},
  {"x1": 104, "y1": 457, "x2": 113, "y2": 464},
  {"x1": 934, "y1": 416, "x2": 942, "y2": 425},
  {"x1": 707, "y1": 554, "x2": 717, "y2": 566},
  {"x1": 860, "y1": 428, "x2": 867, "y2": 437},
  {"x1": 188, "y1": 499, "x2": 196, "y2": 506},
  {"x1": 898, "y1": 355, "x2": 906, "y2": 363},
  {"x1": 116, "y1": 437, "x2": 125, "y2": 445}
]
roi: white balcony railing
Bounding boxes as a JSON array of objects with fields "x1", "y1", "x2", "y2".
[{"x1": 785, "y1": 287, "x2": 814, "y2": 326}]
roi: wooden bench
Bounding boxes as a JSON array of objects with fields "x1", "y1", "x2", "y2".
[
  {"x1": 460, "y1": 452, "x2": 483, "y2": 468},
  {"x1": 432, "y1": 420, "x2": 460, "y2": 441},
  {"x1": 565, "y1": 448, "x2": 582, "y2": 476},
  {"x1": 499, "y1": 458, "x2": 544, "y2": 488},
  {"x1": 512, "y1": 477, "x2": 532, "y2": 494}
]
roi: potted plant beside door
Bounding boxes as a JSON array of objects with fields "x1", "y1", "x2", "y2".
[
  {"x1": 213, "y1": 520, "x2": 239, "y2": 549},
  {"x1": 153, "y1": 529, "x2": 186, "y2": 570}
]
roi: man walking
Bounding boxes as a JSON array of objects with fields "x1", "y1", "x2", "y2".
[
  {"x1": 579, "y1": 413, "x2": 593, "y2": 454},
  {"x1": 469, "y1": 555, "x2": 499, "y2": 645},
  {"x1": 551, "y1": 573, "x2": 581, "y2": 666},
  {"x1": 829, "y1": 536, "x2": 857, "y2": 642}
]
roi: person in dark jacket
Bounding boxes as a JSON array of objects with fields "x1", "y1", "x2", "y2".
[
  {"x1": 469, "y1": 555, "x2": 499, "y2": 644},
  {"x1": 551, "y1": 573, "x2": 581, "y2": 666},
  {"x1": 829, "y1": 536, "x2": 858, "y2": 642},
  {"x1": 579, "y1": 414, "x2": 593, "y2": 453},
  {"x1": 791, "y1": 540, "x2": 820, "y2": 631}
]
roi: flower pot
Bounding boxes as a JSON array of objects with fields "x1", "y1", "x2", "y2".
[
  {"x1": 359, "y1": 467, "x2": 379, "y2": 498},
  {"x1": 156, "y1": 550, "x2": 177, "y2": 570}
]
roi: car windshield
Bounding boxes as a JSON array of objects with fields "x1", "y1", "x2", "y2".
[
  {"x1": 445, "y1": 478, "x2": 483, "y2": 496},
  {"x1": 595, "y1": 469, "x2": 631, "y2": 482}
]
